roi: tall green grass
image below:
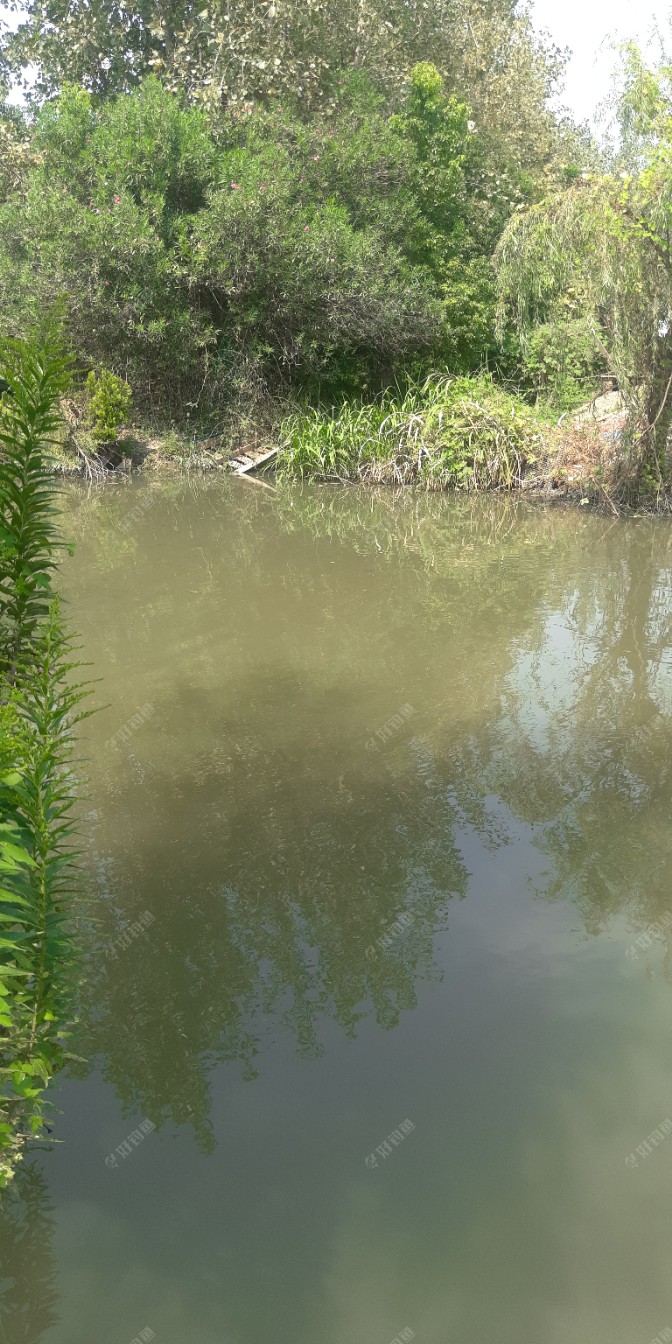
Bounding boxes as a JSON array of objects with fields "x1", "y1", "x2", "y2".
[{"x1": 277, "y1": 375, "x2": 546, "y2": 490}]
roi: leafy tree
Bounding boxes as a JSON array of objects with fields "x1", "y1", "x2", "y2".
[
  {"x1": 0, "y1": 72, "x2": 497, "y2": 410},
  {"x1": 2, "y1": 0, "x2": 578, "y2": 199},
  {"x1": 2, "y1": 0, "x2": 196, "y2": 101},
  {"x1": 0, "y1": 94, "x2": 33, "y2": 204},
  {"x1": 496, "y1": 46, "x2": 672, "y2": 491}
]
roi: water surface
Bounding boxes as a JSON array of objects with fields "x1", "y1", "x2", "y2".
[{"x1": 3, "y1": 479, "x2": 672, "y2": 1344}]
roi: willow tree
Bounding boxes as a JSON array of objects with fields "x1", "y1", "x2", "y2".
[{"x1": 496, "y1": 49, "x2": 672, "y2": 494}]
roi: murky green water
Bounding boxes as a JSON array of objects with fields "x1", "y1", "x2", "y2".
[{"x1": 3, "y1": 478, "x2": 672, "y2": 1344}]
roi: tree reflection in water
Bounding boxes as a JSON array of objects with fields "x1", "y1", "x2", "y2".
[
  {"x1": 57, "y1": 482, "x2": 672, "y2": 1144},
  {"x1": 7, "y1": 481, "x2": 671, "y2": 1340},
  {"x1": 0, "y1": 1161, "x2": 59, "y2": 1344}
]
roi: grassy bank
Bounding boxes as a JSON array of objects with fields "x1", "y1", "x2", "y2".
[
  {"x1": 275, "y1": 376, "x2": 642, "y2": 508},
  {"x1": 52, "y1": 370, "x2": 663, "y2": 512}
]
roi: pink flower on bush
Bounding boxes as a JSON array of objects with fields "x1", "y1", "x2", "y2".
[
  {"x1": 231, "y1": 182, "x2": 240, "y2": 189},
  {"x1": 114, "y1": 194, "x2": 120, "y2": 203},
  {"x1": 313, "y1": 154, "x2": 319, "y2": 161},
  {"x1": 105, "y1": 280, "x2": 110, "y2": 286},
  {"x1": 304, "y1": 225, "x2": 310, "y2": 231},
  {"x1": 259, "y1": 184, "x2": 266, "y2": 191}
]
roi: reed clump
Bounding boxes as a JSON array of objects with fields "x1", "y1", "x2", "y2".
[{"x1": 277, "y1": 375, "x2": 545, "y2": 490}]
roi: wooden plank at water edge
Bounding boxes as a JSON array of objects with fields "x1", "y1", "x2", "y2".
[{"x1": 230, "y1": 445, "x2": 280, "y2": 475}]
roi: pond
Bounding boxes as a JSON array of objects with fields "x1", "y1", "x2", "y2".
[{"x1": 2, "y1": 477, "x2": 672, "y2": 1344}]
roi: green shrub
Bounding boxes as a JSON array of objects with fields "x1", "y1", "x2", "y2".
[
  {"x1": 418, "y1": 376, "x2": 545, "y2": 488},
  {"x1": 192, "y1": 184, "x2": 440, "y2": 393},
  {"x1": 522, "y1": 319, "x2": 607, "y2": 411},
  {"x1": 86, "y1": 369, "x2": 132, "y2": 441},
  {"x1": 0, "y1": 69, "x2": 503, "y2": 417}
]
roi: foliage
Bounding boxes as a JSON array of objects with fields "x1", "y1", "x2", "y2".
[
  {"x1": 2, "y1": 0, "x2": 567, "y2": 188},
  {"x1": 86, "y1": 369, "x2": 132, "y2": 441},
  {"x1": 522, "y1": 318, "x2": 606, "y2": 410},
  {"x1": 0, "y1": 5, "x2": 597, "y2": 455},
  {"x1": 0, "y1": 614, "x2": 88, "y2": 1187},
  {"x1": 0, "y1": 337, "x2": 71, "y2": 676},
  {"x1": 440, "y1": 256, "x2": 500, "y2": 374},
  {"x1": 496, "y1": 165, "x2": 672, "y2": 493},
  {"x1": 0, "y1": 0, "x2": 594, "y2": 407},
  {"x1": 389, "y1": 62, "x2": 471, "y2": 262},
  {"x1": 277, "y1": 374, "x2": 544, "y2": 488},
  {"x1": 0, "y1": 337, "x2": 87, "y2": 1186},
  {"x1": 495, "y1": 43, "x2": 672, "y2": 494},
  {"x1": 613, "y1": 41, "x2": 672, "y2": 171},
  {"x1": 0, "y1": 71, "x2": 506, "y2": 413},
  {"x1": 0, "y1": 102, "x2": 35, "y2": 205}
]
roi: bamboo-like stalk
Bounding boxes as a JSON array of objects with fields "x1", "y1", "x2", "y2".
[{"x1": 0, "y1": 335, "x2": 90, "y2": 1187}]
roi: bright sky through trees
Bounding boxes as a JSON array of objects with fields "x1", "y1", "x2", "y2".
[{"x1": 531, "y1": 0, "x2": 666, "y2": 126}]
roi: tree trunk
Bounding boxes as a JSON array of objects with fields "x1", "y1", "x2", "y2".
[{"x1": 638, "y1": 344, "x2": 672, "y2": 491}]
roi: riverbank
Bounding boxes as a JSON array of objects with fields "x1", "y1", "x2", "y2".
[{"x1": 51, "y1": 381, "x2": 661, "y2": 512}]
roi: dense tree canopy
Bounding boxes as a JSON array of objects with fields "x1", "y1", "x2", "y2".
[
  {"x1": 1, "y1": 0, "x2": 574, "y2": 200},
  {"x1": 0, "y1": 54, "x2": 587, "y2": 416},
  {"x1": 0, "y1": 0, "x2": 595, "y2": 429},
  {"x1": 0, "y1": 0, "x2": 599, "y2": 419}
]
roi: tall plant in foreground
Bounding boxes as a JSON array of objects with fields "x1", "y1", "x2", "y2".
[
  {"x1": 0, "y1": 337, "x2": 88, "y2": 1187},
  {"x1": 0, "y1": 338, "x2": 70, "y2": 677}
]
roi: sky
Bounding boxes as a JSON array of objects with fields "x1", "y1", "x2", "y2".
[
  {"x1": 0, "y1": 0, "x2": 670, "y2": 125},
  {"x1": 531, "y1": 0, "x2": 669, "y2": 126}
]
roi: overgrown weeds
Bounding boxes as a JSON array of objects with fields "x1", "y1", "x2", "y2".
[{"x1": 277, "y1": 375, "x2": 546, "y2": 490}]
